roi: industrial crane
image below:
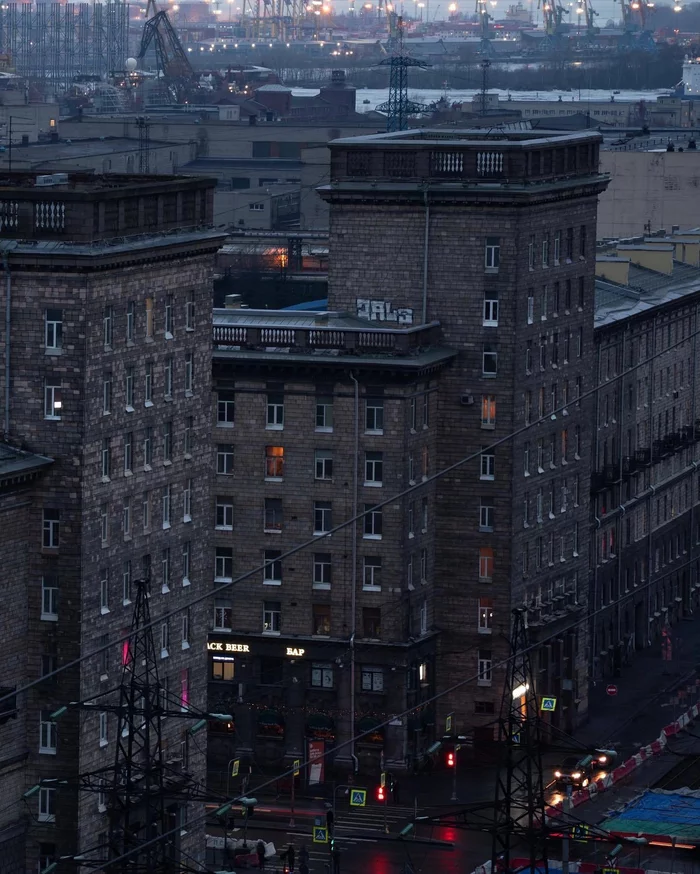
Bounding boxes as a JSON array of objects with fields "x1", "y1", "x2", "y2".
[
  {"x1": 137, "y1": 0, "x2": 197, "y2": 102},
  {"x1": 576, "y1": 0, "x2": 599, "y2": 43},
  {"x1": 475, "y1": 0, "x2": 494, "y2": 55},
  {"x1": 538, "y1": 0, "x2": 569, "y2": 49},
  {"x1": 616, "y1": 0, "x2": 658, "y2": 50}
]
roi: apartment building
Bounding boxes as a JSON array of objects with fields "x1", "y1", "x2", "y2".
[
  {"x1": 0, "y1": 171, "x2": 225, "y2": 872},
  {"x1": 592, "y1": 235, "x2": 700, "y2": 678},
  {"x1": 206, "y1": 128, "x2": 609, "y2": 779}
]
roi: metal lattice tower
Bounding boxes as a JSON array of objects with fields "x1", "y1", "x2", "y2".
[
  {"x1": 491, "y1": 609, "x2": 549, "y2": 874},
  {"x1": 136, "y1": 116, "x2": 151, "y2": 174},
  {"x1": 107, "y1": 577, "x2": 170, "y2": 874},
  {"x1": 377, "y1": 16, "x2": 430, "y2": 133}
]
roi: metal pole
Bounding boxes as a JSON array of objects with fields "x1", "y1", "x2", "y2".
[
  {"x1": 290, "y1": 771, "x2": 296, "y2": 828},
  {"x1": 384, "y1": 781, "x2": 388, "y2": 833},
  {"x1": 451, "y1": 746, "x2": 458, "y2": 802},
  {"x1": 349, "y1": 371, "x2": 359, "y2": 767},
  {"x1": 562, "y1": 785, "x2": 572, "y2": 874},
  {"x1": 243, "y1": 808, "x2": 249, "y2": 849}
]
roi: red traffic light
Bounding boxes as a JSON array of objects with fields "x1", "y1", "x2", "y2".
[
  {"x1": 446, "y1": 751, "x2": 455, "y2": 767},
  {"x1": 376, "y1": 785, "x2": 385, "y2": 801}
]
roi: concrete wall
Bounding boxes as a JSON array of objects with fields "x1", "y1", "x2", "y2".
[{"x1": 598, "y1": 150, "x2": 700, "y2": 239}]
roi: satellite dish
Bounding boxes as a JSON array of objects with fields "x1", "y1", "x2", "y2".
[{"x1": 126, "y1": 57, "x2": 138, "y2": 72}]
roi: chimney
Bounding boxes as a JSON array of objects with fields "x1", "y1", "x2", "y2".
[{"x1": 595, "y1": 256, "x2": 630, "y2": 286}]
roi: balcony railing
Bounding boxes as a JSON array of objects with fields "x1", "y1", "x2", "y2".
[{"x1": 213, "y1": 320, "x2": 443, "y2": 356}]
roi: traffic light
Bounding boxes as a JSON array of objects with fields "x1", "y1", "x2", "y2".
[
  {"x1": 446, "y1": 750, "x2": 455, "y2": 768},
  {"x1": 376, "y1": 784, "x2": 385, "y2": 802}
]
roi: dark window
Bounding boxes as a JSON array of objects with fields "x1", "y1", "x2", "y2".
[
  {"x1": 363, "y1": 607, "x2": 381, "y2": 638},
  {"x1": 260, "y1": 657, "x2": 284, "y2": 684}
]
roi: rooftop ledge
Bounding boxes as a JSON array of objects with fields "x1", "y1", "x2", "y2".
[{"x1": 213, "y1": 309, "x2": 443, "y2": 356}]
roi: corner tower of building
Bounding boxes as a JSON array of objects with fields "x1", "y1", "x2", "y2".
[{"x1": 319, "y1": 130, "x2": 609, "y2": 735}]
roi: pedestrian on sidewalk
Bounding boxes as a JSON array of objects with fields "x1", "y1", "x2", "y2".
[
  {"x1": 256, "y1": 840, "x2": 266, "y2": 871},
  {"x1": 287, "y1": 843, "x2": 296, "y2": 873}
]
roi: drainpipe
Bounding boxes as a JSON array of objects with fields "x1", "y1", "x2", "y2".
[
  {"x1": 349, "y1": 371, "x2": 360, "y2": 771},
  {"x1": 422, "y1": 190, "x2": 430, "y2": 326},
  {"x1": 3, "y1": 248, "x2": 11, "y2": 440}
]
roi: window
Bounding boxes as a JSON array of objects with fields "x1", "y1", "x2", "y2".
[
  {"x1": 423, "y1": 394, "x2": 430, "y2": 428},
  {"x1": 183, "y1": 478, "x2": 192, "y2": 521},
  {"x1": 215, "y1": 547, "x2": 233, "y2": 582},
  {"x1": 42, "y1": 509, "x2": 60, "y2": 549},
  {"x1": 214, "y1": 600, "x2": 232, "y2": 631},
  {"x1": 41, "y1": 647, "x2": 57, "y2": 678},
  {"x1": 185, "y1": 291, "x2": 195, "y2": 330},
  {"x1": 365, "y1": 451, "x2": 383, "y2": 486},
  {"x1": 160, "y1": 620, "x2": 169, "y2": 657},
  {"x1": 164, "y1": 357, "x2": 173, "y2": 399},
  {"x1": 124, "y1": 432, "x2": 133, "y2": 474},
  {"x1": 479, "y1": 546, "x2": 494, "y2": 581},
  {"x1": 212, "y1": 655, "x2": 235, "y2": 680},
  {"x1": 523, "y1": 441, "x2": 530, "y2": 476},
  {"x1": 99, "y1": 711, "x2": 108, "y2": 746},
  {"x1": 265, "y1": 445, "x2": 284, "y2": 479},
  {"x1": 38, "y1": 787, "x2": 56, "y2": 823},
  {"x1": 365, "y1": 398, "x2": 384, "y2": 433},
  {"x1": 410, "y1": 397, "x2": 417, "y2": 431},
  {"x1": 41, "y1": 575, "x2": 58, "y2": 620},
  {"x1": 421, "y1": 496, "x2": 428, "y2": 532},
  {"x1": 263, "y1": 600, "x2": 281, "y2": 633},
  {"x1": 217, "y1": 444, "x2": 234, "y2": 475},
  {"x1": 263, "y1": 550, "x2": 282, "y2": 585},
  {"x1": 103, "y1": 305, "x2": 113, "y2": 347},
  {"x1": 141, "y1": 426, "x2": 153, "y2": 469},
  {"x1": 578, "y1": 275, "x2": 585, "y2": 309},
  {"x1": 100, "y1": 437, "x2": 111, "y2": 480},
  {"x1": 527, "y1": 293, "x2": 534, "y2": 324},
  {"x1": 421, "y1": 445, "x2": 429, "y2": 478},
  {"x1": 554, "y1": 230, "x2": 561, "y2": 265},
  {"x1": 216, "y1": 496, "x2": 233, "y2": 530},
  {"x1": 475, "y1": 701, "x2": 495, "y2": 715},
  {"x1": 44, "y1": 380, "x2": 62, "y2": 419},
  {"x1": 249, "y1": 202, "x2": 265, "y2": 211},
  {"x1": 566, "y1": 226, "x2": 574, "y2": 261},
  {"x1": 145, "y1": 362, "x2": 153, "y2": 405},
  {"x1": 180, "y1": 669, "x2": 189, "y2": 711},
  {"x1": 162, "y1": 484, "x2": 171, "y2": 528},
  {"x1": 217, "y1": 390, "x2": 235, "y2": 426},
  {"x1": 125, "y1": 366, "x2": 134, "y2": 410},
  {"x1": 182, "y1": 541, "x2": 191, "y2": 584},
  {"x1": 485, "y1": 236, "x2": 500, "y2": 270},
  {"x1": 313, "y1": 553, "x2": 332, "y2": 589},
  {"x1": 479, "y1": 499, "x2": 494, "y2": 532},
  {"x1": 483, "y1": 290, "x2": 499, "y2": 326},
  {"x1": 363, "y1": 607, "x2": 381, "y2": 638},
  {"x1": 361, "y1": 666, "x2": 384, "y2": 692},
  {"x1": 363, "y1": 556, "x2": 382, "y2": 590},
  {"x1": 38, "y1": 709, "x2": 57, "y2": 754},
  {"x1": 312, "y1": 604, "x2": 331, "y2": 636},
  {"x1": 480, "y1": 448, "x2": 495, "y2": 480},
  {"x1": 100, "y1": 503, "x2": 109, "y2": 545},
  {"x1": 100, "y1": 569, "x2": 109, "y2": 613},
  {"x1": 122, "y1": 560, "x2": 131, "y2": 604},
  {"x1": 478, "y1": 649, "x2": 492, "y2": 685},
  {"x1": 315, "y1": 449, "x2": 333, "y2": 480},
  {"x1": 316, "y1": 396, "x2": 333, "y2": 431},
  {"x1": 165, "y1": 293, "x2": 174, "y2": 337},
  {"x1": 528, "y1": 235, "x2": 535, "y2": 270},
  {"x1": 482, "y1": 344, "x2": 498, "y2": 376},
  {"x1": 364, "y1": 504, "x2": 382, "y2": 539},
  {"x1": 45, "y1": 308, "x2": 62, "y2": 351},
  {"x1": 579, "y1": 224, "x2": 587, "y2": 258},
  {"x1": 420, "y1": 547, "x2": 428, "y2": 582},
  {"x1": 478, "y1": 598, "x2": 493, "y2": 634},
  {"x1": 184, "y1": 415, "x2": 193, "y2": 456},
  {"x1": 267, "y1": 392, "x2": 284, "y2": 429},
  {"x1": 162, "y1": 421, "x2": 172, "y2": 464},
  {"x1": 541, "y1": 286, "x2": 548, "y2": 320},
  {"x1": 420, "y1": 598, "x2": 429, "y2": 635},
  {"x1": 122, "y1": 497, "x2": 131, "y2": 538},
  {"x1": 103, "y1": 373, "x2": 112, "y2": 415},
  {"x1": 542, "y1": 235, "x2": 549, "y2": 268},
  {"x1": 314, "y1": 500, "x2": 332, "y2": 534},
  {"x1": 481, "y1": 395, "x2": 496, "y2": 428},
  {"x1": 185, "y1": 352, "x2": 194, "y2": 394},
  {"x1": 126, "y1": 300, "x2": 135, "y2": 342},
  {"x1": 182, "y1": 611, "x2": 190, "y2": 649},
  {"x1": 264, "y1": 497, "x2": 283, "y2": 532},
  {"x1": 311, "y1": 663, "x2": 334, "y2": 688}
]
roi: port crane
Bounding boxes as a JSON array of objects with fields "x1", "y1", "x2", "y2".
[
  {"x1": 475, "y1": 0, "x2": 494, "y2": 55},
  {"x1": 616, "y1": 0, "x2": 657, "y2": 50},
  {"x1": 575, "y1": 0, "x2": 599, "y2": 43},
  {"x1": 538, "y1": 0, "x2": 569, "y2": 50},
  {"x1": 137, "y1": 0, "x2": 197, "y2": 101}
]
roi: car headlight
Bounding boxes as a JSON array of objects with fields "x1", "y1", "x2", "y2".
[
  {"x1": 554, "y1": 771, "x2": 562, "y2": 778},
  {"x1": 571, "y1": 772, "x2": 582, "y2": 780},
  {"x1": 598, "y1": 755, "x2": 607, "y2": 763}
]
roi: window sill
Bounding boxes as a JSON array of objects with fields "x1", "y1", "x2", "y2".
[
  {"x1": 102, "y1": 411, "x2": 111, "y2": 417},
  {"x1": 163, "y1": 460, "x2": 172, "y2": 468},
  {"x1": 480, "y1": 475, "x2": 495, "y2": 482},
  {"x1": 408, "y1": 532, "x2": 415, "y2": 539},
  {"x1": 100, "y1": 673, "x2": 108, "y2": 682},
  {"x1": 217, "y1": 421, "x2": 235, "y2": 428},
  {"x1": 44, "y1": 347, "x2": 62, "y2": 356},
  {"x1": 161, "y1": 649, "x2": 169, "y2": 659},
  {"x1": 38, "y1": 816, "x2": 55, "y2": 824},
  {"x1": 484, "y1": 267, "x2": 499, "y2": 275},
  {"x1": 365, "y1": 429, "x2": 384, "y2": 436},
  {"x1": 315, "y1": 427, "x2": 333, "y2": 433},
  {"x1": 44, "y1": 416, "x2": 61, "y2": 422},
  {"x1": 313, "y1": 531, "x2": 331, "y2": 538},
  {"x1": 478, "y1": 627, "x2": 493, "y2": 635},
  {"x1": 183, "y1": 577, "x2": 191, "y2": 587},
  {"x1": 477, "y1": 679, "x2": 492, "y2": 687},
  {"x1": 41, "y1": 613, "x2": 58, "y2": 622},
  {"x1": 162, "y1": 584, "x2": 170, "y2": 594},
  {"x1": 185, "y1": 390, "x2": 194, "y2": 398},
  {"x1": 481, "y1": 423, "x2": 496, "y2": 430},
  {"x1": 216, "y1": 525, "x2": 233, "y2": 531},
  {"x1": 312, "y1": 633, "x2": 331, "y2": 639},
  {"x1": 39, "y1": 747, "x2": 57, "y2": 756},
  {"x1": 123, "y1": 534, "x2": 132, "y2": 543},
  {"x1": 101, "y1": 606, "x2": 110, "y2": 616},
  {"x1": 482, "y1": 373, "x2": 497, "y2": 379},
  {"x1": 165, "y1": 331, "x2": 174, "y2": 340},
  {"x1": 145, "y1": 400, "x2": 154, "y2": 408},
  {"x1": 125, "y1": 405, "x2": 134, "y2": 414},
  {"x1": 262, "y1": 630, "x2": 281, "y2": 636},
  {"x1": 99, "y1": 739, "x2": 108, "y2": 748},
  {"x1": 313, "y1": 582, "x2": 331, "y2": 590},
  {"x1": 186, "y1": 325, "x2": 195, "y2": 333},
  {"x1": 182, "y1": 640, "x2": 190, "y2": 650},
  {"x1": 265, "y1": 424, "x2": 284, "y2": 431},
  {"x1": 264, "y1": 528, "x2": 282, "y2": 535},
  {"x1": 478, "y1": 577, "x2": 492, "y2": 584},
  {"x1": 164, "y1": 395, "x2": 173, "y2": 404},
  {"x1": 265, "y1": 477, "x2": 283, "y2": 484},
  {"x1": 363, "y1": 585, "x2": 381, "y2": 592},
  {"x1": 483, "y1": 320, "x2": 499, "y2": 328},
  {"x1": 263, "y1": 579, "x2": 282, "y2": 586},
  {"x1": 123, "y1": 599, "x2": 132, "y2": 607},
  {"x1": 479, "y1": 527, "x2": 493, "y2": 534},
  {"x1": 183, "y1": 515, "x2": 192, "y2": 524},
  {"x1": 213, "y1": 627, "x2": 232, "y2": 634},
  {"x1": 363, "y1": 534, "x2": 382, "y2": 541},
  {"x1": 364, "y1": 481, "x2": 382, "y2": 488},
  {"x1": 124, "y1": 469, "x2": 133, "y2": 478},
  {"x1": 215, "y1": 577, "x2": 233, "y2": 584},
  {"x1": 162, "y1": 522, "x2": 171, "y2": 531}
]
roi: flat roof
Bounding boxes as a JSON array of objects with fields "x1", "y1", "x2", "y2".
[
  {"x1": 0, "y1": 443, "x2": 53, "y2": 484},
  {"x1": 601, "y1": 789, "x2": 700, "y2": 845},
  {"x1": 330, "y1": 128, "x2": 602, "y2": 148}
]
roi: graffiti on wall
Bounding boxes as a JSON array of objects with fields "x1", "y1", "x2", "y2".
[{"x1": 356, "y1": 298, "x2": 414, "y2": 325}]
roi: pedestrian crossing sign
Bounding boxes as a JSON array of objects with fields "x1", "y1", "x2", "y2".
[
  {"x1": 446, "y1": 714, "x2": 453, "y2": 734},
  {"x1": 573, "y1": 825, "x2": 590, "y2": 842},
  {"x1": 231, "y1": 759, "x2": 240, "y2": 777},
  {"x1": 313, "y1": 826, "x2": 329, "y2": 844},
  {"x1": 380, "y1": 772, "x2": 386, "y2": 788},
  {"x1": 540, "y1": 696, "x2": 557, "y2": 712},
  {"x1": 350, "y1": 789, "x2": 367, "y2": 807}
]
